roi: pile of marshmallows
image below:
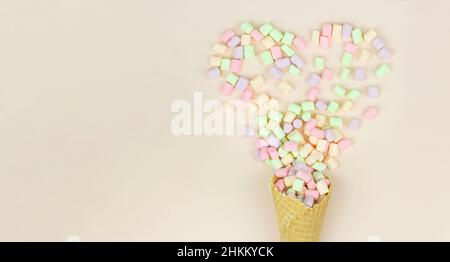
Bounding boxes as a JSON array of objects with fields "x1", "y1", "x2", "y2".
[{"x1": 207, "y1": 22, "x2": 391, "y2": 208}]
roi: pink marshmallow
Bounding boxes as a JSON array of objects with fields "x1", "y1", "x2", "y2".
[
  {"x1": 250, "y1": 29, "x2": 264, "y2": 41},
  {"x1": 305, "y1": 119, "x2": 317, "y2": 132},
  {"x1": 230, "y1": 59, "x2": 242, "y2": 73},
  {"x1": 255, "y1": 138, "x2": 269, "y2": 149},
  {"x1": 270, "y1": 46, "x2": 282, "y2": 59},
  {"x1": 363, "y1": 106, "x2": 378, "y2": 119},
  {"x1": 321, "y1": 68, "x2": 333, "y2": 80},
  {"x1": 307, "y1": 88, "x2": 319, "y2": 101},
  {"x1": 241, "y1": 89, "x2": 253, "y2": 102},
  {"x1": 296, "y1": 170, "x2": 312, "y2": 183},
  {"x1": 293, "y1": 36, "x2": 308, "y2": 51},
  {"x1": 322, "y1": 178, "x2": 331, "y2": 187},
  {"x1": 221, "y1": 83, "x2": 234, "y2": 96},
  {"x1": 275, "y1": 167, "x2": 288, "y2": 178},
  {"x1": 284, "y1": 141, "x2": 298, "y2": 152},
  {"x1": 305, "y1": 190, "x2": 320, "y2": 200},
  {"x1": 338, "y1": 138, "x2": 352, "y2": 150},
  {"x1": 306, "y1": 180, "x2": 317, "y2": 190},
  {"x1": 310, "y1": 128, "x2": 325, "y2": 139},
  {"x1": 321, "y1": 23, "x2": 332, "y2": 37},
  {"x1": 258, "y1": 148, "x2": 269, "y2": 161},
  {"x1": 221, "y1": 30, "x2": 235, "y2": 43},
  {"x1": 319, "y1": 35, "x2": 330, "y2": 49},
  {"x1": 267, "y1": 147, "x2": 279, "y2": 159},
  {"x1": 275, "y1": 179, "x2": 285, "y2": 192},
  {"x1": 344, "y1": 43, "x2": 358, "y2": 54}
]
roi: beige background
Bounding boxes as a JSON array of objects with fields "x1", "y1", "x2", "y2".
[{"x1": 0, "y1": 0, "x2": 449, "y2": 241}]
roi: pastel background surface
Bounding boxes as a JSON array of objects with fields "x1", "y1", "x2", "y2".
[{"x1": 0, "y1": 0, "x2": 449, "y2": 241}]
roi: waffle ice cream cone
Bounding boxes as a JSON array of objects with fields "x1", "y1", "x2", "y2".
[{"x1": 271, "y1": 176, "x2": 331, "y2": 242}]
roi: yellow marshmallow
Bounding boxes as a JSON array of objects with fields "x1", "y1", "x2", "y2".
[
  {"x1": 328, "y1": 143, "x2": 340, "y2": 157},
  {"x1": 261, "y1": 36, "x2": 276, "y2": 49},
  {"x1": 213, "y1": 43, "x2": 227, "y2": 54},
  {"x1": 324, "y1": 157, "x2": 339, "y2": 169},
  {"x1": 210, "y1": 56, "x2": 222, "y2": 67}
]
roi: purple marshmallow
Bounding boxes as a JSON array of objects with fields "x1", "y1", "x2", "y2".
[
  {"x1": 234, "y1": 46, "x2": 243, "y2": 59},
  {"x1": 307, "y1": 73, "x2": 321, "y2": 87},
  {"x1": 342, "y1": 23, "x2": 353, "y2": 38},
  {"x1": 275, "y1": 57, "x2": 291, "y2": 68},
  {"x1": 266, "y1": 135, "x2": 281, "y2": 148},
  {"x1": 292, "y1": 119, "x2": 303, "y2": 128},
  {"x1": 283, "y1": 122, "x2": 294, "y2": 134},
  {"x1": 315, "y1": 100, "x2": 327, "y2": 111},
  {"x1": 288, "y1": 167, "x2": 296, "y2": 177},
  {"x1": 304, "y1": 195, "x2": 314, "y2": 208},
  {"x1": 378, "y1": 47, "x2": 391, "y2": 60},
  {"x1": 207, "y1": 67, "x2": 220, "y2": 80},
  {"x1": 348, "y1": 118, "x2": 361, "y2": 130},
  {"x1": 367, "y1": 85, "x2": 380, "y2": 98},
  {"x1": 235, "y1": 77, "x2": 249, "y2": 92},
  {"x1": 325, "y1": 128, "x2": 335, "y2": 142},
  {"x1": 227, "y1": 35, "x2": 240, "y2": 48},
  {"x1": 294, "y1": 161, "x2": 309, "y2": 171},
  {"x1": 372, "y1": 36, "x2": 385, "y2": 50},
  {"x1": 290, "y1": 54, "x2": 305, "y2": 68},
  {"x1": 354, "y1": 67, "x2": 365, "y2": 81},
  {"x1": 268, "y1": 66, "x2": 283, "y2": 80}
]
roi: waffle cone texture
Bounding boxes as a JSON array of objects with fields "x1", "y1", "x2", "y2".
[{"x1": 271, "y1": 176, "x2": 331, "y2": 242}]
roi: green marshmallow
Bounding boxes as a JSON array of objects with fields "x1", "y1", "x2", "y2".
[
  {"x1": 260, "y1": 50, "x2": 274, "y2": 65},
  {"x1": 281, "y1": 32, "x2": 295, "y2": 45},
  {"x1": 257, "y1": 116, "x2": 267, "y2": 127},
  {"x1": 288, "y1": 65, "x2": 301, "y2": 76},
  {"x1": 286, "y1": 187, "x2": 295, "y2": 194},
  {"x1": 281, "y1": 44, "x2": 295, "y2": 57},
  {"x1": 226, "y1": 73, "x2": 239, "y2": 86},
  {"x1": 292, "y1": 179, "x2": 305, "y2": 192},
  {"x1": 312, "y1": 171, "x2": 325, "y2": 181},
  {"x1": 269, "y1": 29, "x2": 283, "y2": 42},
  {"x1": 340, "y1": 67, "x2": 351, "y2": 80},
  {"x1": 333, "y1": 84, "x2": 346, "y2": 97},
  {"x1": 312, "y1": 162, "x2": 327, "y2": 172},
  {"x1": 259, "y1": 127, "x2": 271, "y2": 138},
  {"x1": 342, "y1": 52, "x2": 353, "y2": 67},
  {"x1": 278, "y1": 147, "x2": 289, "y2": 158},
  {"x1": 329, "y1": 116, "x2": 343, "y2": 127},
  {"x1": 352, "y1": 28, "x2": 363, "y2": 44},
  {"x1": 287, "y1": 130, "x2": 302, "y2": 142},
  {"x1": 301, "y1": 101, "x2": 315, "y2": 111},
  {"x1": 240, "y1": 22, "x2": 254, "y2": 34},
  {"x1": 268, "y1": 110, "x2": 284, "y2": 122},
  {"x1": 347, "y1": 89, "x2": 361, "y2": 100},
  {"x1": 327, "y1": 101, "x2": 340, "y2": 113},
  {"x1": 243, "y1": 45, "x2": 255, "y2": 59},
  {"x1": 272, "y1": 126, "x2": 285, "y2": 140},
  {"x1": 220, "y1": 58, "x2": 231, "y2": 71},
  {"x1": 288, "y1": 103, "x2": 302, "y2": 115},
  {"x1": 301, "y1": 112, "x2": 311, "y2": 121},
  {"x1": 271, "y1": 159, "x2": 283, "y2": 169},
  {"x1": 314, "y1": 56, "x2": 325, "y2": 70},
  {"x1": 375, "y1": 63, "x2": 391, "y2": 77},
  {"x1": 259, "y1": 23, "x2": 274, "y2": 36},
  {"x1": 295, "y1": 156, "x2": 305, "y2": 163}
]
